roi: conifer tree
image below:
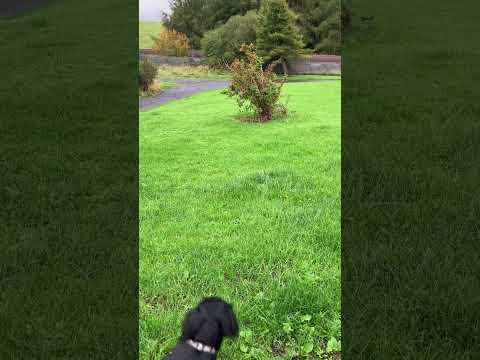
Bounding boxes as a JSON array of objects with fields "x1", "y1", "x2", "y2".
[
  {"x1": 256, "y1": 0, "x2": 304, "y2": 75},
  {"x1": 287, "y1": 0, "x2": 341, "y2": 54}
]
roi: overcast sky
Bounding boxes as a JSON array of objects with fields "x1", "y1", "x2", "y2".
[{"x1": 139, "y1": 0, "x2": 170, "y2": 20}]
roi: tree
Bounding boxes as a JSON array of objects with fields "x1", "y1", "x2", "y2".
[
  {"x1": 162, "y1": 0, "x2": 208, "y2": 49},
  {"x1": 206, "y1": 0, "x2": 258, "y2": 28},
  {"x1": 256, "y1": 0, "x2": 304, "y2": 75},
  {"x1": 163, "y1": 0, "x2": 341, "y2": 54},
  {"x1": 288, "y1": 0, "x2": 341, "y2": 54},
  {"x1": 313, "y1": 0, "x2": 341, "y2": 53},
  {"x1": 163, "y1": 0, "x2": 257, "y2": 49},
  {"x1": 201, "y1": 11, "x2": 258, "y2": 68}
]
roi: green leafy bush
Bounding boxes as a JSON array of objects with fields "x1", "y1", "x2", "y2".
[
  {"x1": 163, "y1": 0, "x2": 258, "y2": 48},
  {"x1": 139, "y1": 58, "x2": 157, "y2": 92},
  {"x1": 223, "y1": 44, "x2": 285, "y2": 122},
  {"x1": 201, "y1": 10, "x2": 258, "y2": 68}
]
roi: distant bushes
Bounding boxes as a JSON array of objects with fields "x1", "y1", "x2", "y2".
[
  {"x1": 164, "y1": 0, "x2": 342, "y2": 53},
  {"x1": 163, "y1": 0, "x2": 258, "y2": 48},
  {"x1": 139, "y1": 58, "x2": 157, "y2": 92},
  {"x1": 223, "y1": 44, "x2": 285, "y2": 122},
  {"x1": 152, "y1": 29, "x2": 190, "y2": 57},
  {"x1": 290, "y1": 0, "x2": 341, "y2": 54},
  {"x1": 314, "y1": 15, "x2": 341, "y2": 54},
  {"x1": 202, "y1": 11, "x2": 258, "y2": 68}
]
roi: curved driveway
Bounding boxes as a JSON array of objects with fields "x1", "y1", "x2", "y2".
[
  {"x1": 140, "y1": 79, "x2": 230, "y2": 111},
  {"x1": 139, "y1": 78, "x2": 338, "y2": 111}
]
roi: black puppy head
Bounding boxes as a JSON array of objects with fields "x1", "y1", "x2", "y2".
[
  {"x1": 180, "y1": 297, "x2": 239, "y2": 350},
  {"x1": 200, "y1": 297, "x2": 239, "y2": 337}
]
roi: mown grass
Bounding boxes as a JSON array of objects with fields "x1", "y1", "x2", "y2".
[
  {"x1": 140, "y1": 81, "x2": 341, "y2": 359},
  {"x1": 287, "y1": 75, "x2": 341, "y2": 82},
  {"x1": 140, "y1": 21, "x2": 164, "y2": 49},
  {"x1": 156, "y1": 65, "x2": 339, "y2": 82}
]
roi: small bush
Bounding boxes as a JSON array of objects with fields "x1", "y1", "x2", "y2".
[
  {"x1": 201, "y1": 10, "x2": 258, "y2": 68},
  {"x1": 223, "y1": 44, "x2": 285, "y2": 122},
  {"x1": 139, "y1": 58, "x2": 158, "y2": 92},
  {"x1": 152, "y1": 29, "x2": 190, "y2": 57}
]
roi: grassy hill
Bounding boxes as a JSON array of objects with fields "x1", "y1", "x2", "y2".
[{"x1": 139, "y1": 21, "x2": 164, "y2": 49}]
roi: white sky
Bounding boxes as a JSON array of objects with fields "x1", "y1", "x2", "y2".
[{"x1": 139, "y1": 0, "x2": 170, "y2": 20}]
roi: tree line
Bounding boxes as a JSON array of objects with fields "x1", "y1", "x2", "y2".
[{"x1": 162, "y1": 0, "x2": 342, "y2": 54}]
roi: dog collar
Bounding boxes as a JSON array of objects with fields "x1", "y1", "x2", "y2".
[{"x1": 186, "y1": 339, "x2": 216, "y2": 354}]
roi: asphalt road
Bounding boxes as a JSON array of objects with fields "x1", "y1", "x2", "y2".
[
  {"x1": 139, "y1": 78, "x2": 339, "y2": 111},
  {"x1": 140, "y1": 79, "x2": 230, "y2": 111}
]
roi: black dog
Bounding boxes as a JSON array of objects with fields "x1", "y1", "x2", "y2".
[{"x1": 163, "y1": 297, "x2": 239, "y2": 360}]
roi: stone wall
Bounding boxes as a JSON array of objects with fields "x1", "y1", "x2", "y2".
[
  {"x1": 139, "y1": 50, "x2": 341, "y2": 75},
  {"x1": 287, "y1": 55, "x2": 341, "y2": 75},
  {"x1": 139, "y1": 53, "x2": 205, "y2": 66}
]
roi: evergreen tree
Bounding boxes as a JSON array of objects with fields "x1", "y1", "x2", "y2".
[
  {"x1": 288, "y1": 0, "x2": 341, "y2": 54},
  {"x1": 162, "y1": 0, "x2": 208, "y2": 48},
  {"x1": 206, "y1": 0, "x2": 258, "y2": 28},
  {"x1": 315, "y1": 0, "x2": 341, "y2": 54},
  {"x1": 256, "y1": 0, "x2": 304, "y2": 75},
  {"x1": 202, "y1": 11, "x2": 258, "y2": 68}
]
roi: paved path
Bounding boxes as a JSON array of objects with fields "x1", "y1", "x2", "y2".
[
  {"x1": 139, "y1": 78, "x2": 339, "y2": 111},
  {"x1": 140, "y1": 79, "x2": 230, "y2": 111}
]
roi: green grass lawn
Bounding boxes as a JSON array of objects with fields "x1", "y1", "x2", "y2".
[
  {"x1": 155, "y1": 65, "x2": 340, "y2": 81},
  {"x1": 156, "y1": 64, "x2": 342, "y2": 81},
  {"x1": 287, "y1": 74, "x2": 341, "y2": 82},
  {"x1": 140, "y1": 81, "x2": 341, "y2": 359},
  {"x1": 139, "y1": 21, "x2": 164, "y2": 49}
]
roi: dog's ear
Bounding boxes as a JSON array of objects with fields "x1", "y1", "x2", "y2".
[
  {"x1": 220, "y1": 302, "x2": 239, "y2": 337},
  {"x1": 180, "y1": 310, "x2": 203, "y2": 341}
]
